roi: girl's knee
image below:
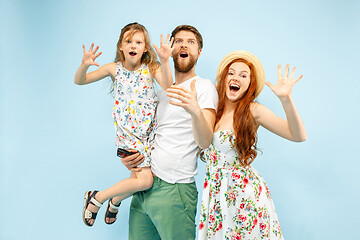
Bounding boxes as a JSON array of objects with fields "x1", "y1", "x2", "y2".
[
  {"x1": 137, "y1": 169, "x2": 154, "y2": 191},
  {"x1": 138, "y1": 177, "x2": 153, "y2": 191}
]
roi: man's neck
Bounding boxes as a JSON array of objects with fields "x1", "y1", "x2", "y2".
[{"x1": 174, "y1": 68, "x2": 197, "y2": 85}]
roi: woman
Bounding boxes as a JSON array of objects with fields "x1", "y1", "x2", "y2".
[{"x1": 198, "y1": 51, "x2": 306, "y2": 239}]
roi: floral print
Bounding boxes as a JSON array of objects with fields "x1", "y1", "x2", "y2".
[
  {"x1": 199, "y1": 130, "x2": 283, "y2": 240},
  {"x1": 112, "y1": 62, "x2": 157, "y2": 167}
]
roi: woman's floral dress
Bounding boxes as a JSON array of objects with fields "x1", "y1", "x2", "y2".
[
  {"x1": 199, "y1": 130, "x2": 284, "y2": 240},
  {"x1": 112, "y1": 62, "x2": 157, "y2": 167}
]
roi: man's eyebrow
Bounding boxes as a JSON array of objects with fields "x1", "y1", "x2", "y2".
[{"x1": 175, "y1": 37, "x2": 196, "y2": 41}]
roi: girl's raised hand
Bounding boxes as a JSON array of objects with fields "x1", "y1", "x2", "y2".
[
  {"x1": 152, "y1": 34, "x2": 174, "y2": 62},
  {"x1": 82, "y1": 43, "x2": 102, "y2": 67},
  {"x1": 265, "y1": 64, "x2": 303, "y2": 99}
]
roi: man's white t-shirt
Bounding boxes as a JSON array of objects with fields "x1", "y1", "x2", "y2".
[{"x1": 151, "y1": 76, "x2": 219, "y2": 183}]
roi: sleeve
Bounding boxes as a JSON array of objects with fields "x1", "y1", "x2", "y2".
[{"x1": 196, "y1": 79, "x2": 219, "y2": 111}]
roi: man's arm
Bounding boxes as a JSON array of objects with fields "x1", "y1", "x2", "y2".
[
  {"x1": 166, "y1": 79, "x2": 217, "y2": 149},
  {"x1": 190, "y1": 108, "x2": 216, "y2": 149},
  {"x1": 119, "y1": 150, "x2": 145, "y2": 172}
]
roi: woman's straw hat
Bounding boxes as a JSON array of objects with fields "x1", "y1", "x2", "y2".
[{"x1": 216, "y1": 50, "x2": 265, "y2": 98}]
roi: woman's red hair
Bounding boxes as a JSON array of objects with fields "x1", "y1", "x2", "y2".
[{"x1": 216, "y1": 59, "x2": 259, "y2": 168}]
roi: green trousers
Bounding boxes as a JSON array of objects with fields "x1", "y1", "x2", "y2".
[{"x1": 129, "y1": 177, "x2": 198, "y2": 240}]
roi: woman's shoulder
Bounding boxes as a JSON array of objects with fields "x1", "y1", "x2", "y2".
[{"x1": 250, "y1": 102, "x2": 265, "y2": 119}]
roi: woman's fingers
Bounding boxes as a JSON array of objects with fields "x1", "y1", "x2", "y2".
[
  {"x1": 294, "y1": 74, "x2": 303, "y2": 84},
  {"x1": 160, "y1": 34, "x2": 164, "y2": 47},
  {"x1": 284, "y1": 64, "x2": 290, "y2": 78},
  {"x1": 277, "y1": 64, "x2": 282, "y2": 79},
  {"x1": 289, "y1": 67, "x2": 296, "y2": 80},
  {"x1": 265, "y1": 81, "x2": 274, "y2": 90}
]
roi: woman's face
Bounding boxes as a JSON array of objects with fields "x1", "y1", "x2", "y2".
[{"x1": 225, "y1": 62, "x2": 251, "y2": 102}]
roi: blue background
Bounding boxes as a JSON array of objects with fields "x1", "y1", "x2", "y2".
[{"x1": 1, "y1": 0, "x2": 359, "y2": 239}]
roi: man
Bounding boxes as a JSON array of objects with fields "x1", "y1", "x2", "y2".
[{"x1": 123, "y1": 25, "x2": 218, "y2": 239}]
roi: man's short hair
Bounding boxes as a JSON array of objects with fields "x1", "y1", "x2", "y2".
[{"x1": 171, "y1": 25, "x2": 203, "y2": 50}]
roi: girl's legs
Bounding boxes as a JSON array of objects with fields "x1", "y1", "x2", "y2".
[{"x1": 84, "y1": 167, "x2": 153, "y2": 225}]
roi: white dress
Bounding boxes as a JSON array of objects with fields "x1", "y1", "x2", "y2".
[
  {"x1": 112, "y1": 62, "x2": 157, "y2": 167},
  {"x1": 199, "y1": 130, "x2": 284, "y2": 240}
]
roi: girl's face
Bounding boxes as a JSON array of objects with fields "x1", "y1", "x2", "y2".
[
  {"x1": 120, "y1": 31, "x2": 147, "y2": 69},
  {"x1": 225, "y1": 62, "x2": 251, "y2": 102}
]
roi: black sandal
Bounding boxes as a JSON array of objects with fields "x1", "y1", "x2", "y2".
[
  {"x1": 104, "y1": 198, "x2": 121, "y2": 225},
  {"x1": 82, "y1": 191, "x2": 102, "y2": 227}
]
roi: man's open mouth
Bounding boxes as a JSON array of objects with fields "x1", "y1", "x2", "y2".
[
  {"x1": 129, "y1": 51, "x2": 137, "y2": 56},
  {"x1": 180, "y1": 51, "x2": 188, "y2": 58}
]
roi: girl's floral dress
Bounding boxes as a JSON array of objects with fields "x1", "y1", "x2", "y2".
[
  {"x1": 112, "y1": 62, "x2": 157, "y2": 167},
  {"x1": 199, "y1": 130, "x2": 284, "y2": 240}
]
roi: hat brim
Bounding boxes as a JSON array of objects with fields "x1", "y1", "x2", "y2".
[{"x1": 216, "y1": 50, "x2": 265, "y2": 98}]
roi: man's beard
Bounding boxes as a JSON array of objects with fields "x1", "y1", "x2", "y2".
[{"x1": 173, "y1": 53, "x2": 198, "y2": 73}]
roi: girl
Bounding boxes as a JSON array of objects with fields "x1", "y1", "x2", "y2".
[
  {"x1": 198, "y1": 51, "x2": 306, "y2": 239},
  {"x1": 74, "y1": 22, "x2": 173, "y2": 227}
]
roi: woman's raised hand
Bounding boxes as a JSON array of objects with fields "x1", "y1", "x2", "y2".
[
  {"x1": 152, "y1": 34, "x2": 174, "y2": 62},
  {"x1": 265, "y1": 64, "x2": 303, "y2": 99},
  {"x1": 82, "y1": 43, "x2": 102, "y2": 67}
]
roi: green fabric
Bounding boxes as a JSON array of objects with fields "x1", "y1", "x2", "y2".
[{"x1": 129, "y1": 177, "x2": 198, "y2": 240}]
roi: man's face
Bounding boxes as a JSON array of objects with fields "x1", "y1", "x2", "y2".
[{"x1": 172, "y1": 30, "x2": 202, "y2": 73}]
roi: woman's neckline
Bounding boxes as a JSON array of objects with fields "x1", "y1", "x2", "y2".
[{"x1": 214, "y1": 129, "x2": 233, "y2": 134}]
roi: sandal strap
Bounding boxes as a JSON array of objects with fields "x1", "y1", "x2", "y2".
[
  {"x1": 106, "y1": 211, "x2": 118, "y2": 219},
  {"x1": 84, "y1": 209, "x2": 98, "y2": 219},
  {"x1": 109, "y1": 199, "x2": 121, "y2": 210},
  {"x1": 89, "y1": 191, "x2": 102, "y2": 208}
]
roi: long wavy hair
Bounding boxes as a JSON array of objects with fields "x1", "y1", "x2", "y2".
[
  {"x1": 114, "y1": 22, "x2": 159, "y2": 75},
  {"x1": 215, "y1": 59, "x2": 259, "y2": 168}
]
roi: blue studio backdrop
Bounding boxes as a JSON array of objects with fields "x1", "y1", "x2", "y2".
[{"x1": 1, "y1": 0, "x2": 359, "y2": 239}]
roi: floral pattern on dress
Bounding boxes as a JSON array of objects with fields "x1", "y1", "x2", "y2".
[
  {"x1": 112, "y1": 62, "x2": 157, "y2": 167},
  {"x1": 199, "y1": 130, "x2": 284, "y2": 240}
]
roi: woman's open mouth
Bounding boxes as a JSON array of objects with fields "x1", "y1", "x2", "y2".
[
  {"x1": 129, "y1": 51, "x2": 137, "y2": 56},
  {"x1": 229, "y1": 84, "x2": 240, "y2": 92}
]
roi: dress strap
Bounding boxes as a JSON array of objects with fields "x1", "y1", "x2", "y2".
[{"x1": 114, "y1": 62, "x2": 123, "y2": 81}]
